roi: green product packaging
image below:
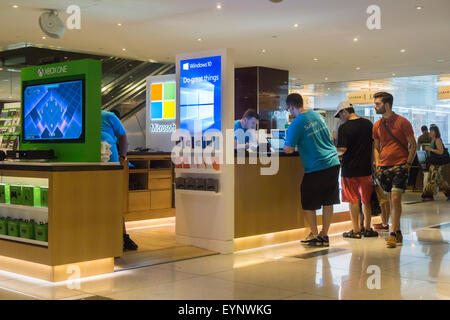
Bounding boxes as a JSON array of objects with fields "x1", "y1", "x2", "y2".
[
  {"x1": 0, "y1": 218, "x2": 7, "y2": 235},
  {"x1": 9, "y1": 185, "x2": 22, "y2": 205},
  {"x1": 22, "y1": 186, "x2": 34, "y2": 206},
  {"x1": 0, "y1": 184, "x2": 5, "y2": 203},
  {"x1": 40, "y1": 187, "x2": 48, "y2": 208},
  {"x1": 4, "y1": 185, "x2": 10, "y2": 204},
  {"x1": 34, "y1": 222, "x2": 48, "y2": 242},
  {"x1": 19, "y1": 220, "x2": 35, "y2": 239},
  {"x1": 33, "y1": 186, "x2": 41, "y2": 207},
  {"x1": 7, "y1": 219, "x2": 19, "y2": 237}
]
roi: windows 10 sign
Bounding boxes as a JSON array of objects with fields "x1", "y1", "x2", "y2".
[{"x1": 179, "y1": 55, "x2": 221, "y2": 133}]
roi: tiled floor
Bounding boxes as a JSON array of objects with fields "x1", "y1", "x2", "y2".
[{"x1": 0, "y1": 192, "x2": 449, "y2": 300}]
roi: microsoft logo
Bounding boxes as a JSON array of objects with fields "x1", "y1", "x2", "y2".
[{"x1": 182, "y1": 63, "x2": 189, "y2": 71}]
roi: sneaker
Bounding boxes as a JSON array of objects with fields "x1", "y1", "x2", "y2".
[
  {"x1": 373, "y1": 223, "x2": 389, "y2": 231},
  {"x1": 123, "y1": 234, "x2": 138, "y2": 251},
  {"x1": 386, "y1": 233, "x2": 397, "y2": 248},
  {"x1": 343, "y1": 230, "x2": 362, "y2": 239},
  {"x1": 301, "y1": 232, "x2": 316, "y2": 244},
  {"x1": 319, "y1": 235, "x2": 329, "y2": 247},
  {"x1": 363, "y1": 228, "x2": 379, "y2": 237},
  {"x1": 308, "y1": 235, "x2": 325, "y2": 247},
  {"x1": 396, "y1": 230, "x2": 403, "y2": 246}
]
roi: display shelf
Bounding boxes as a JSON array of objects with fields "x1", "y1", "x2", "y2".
[
  {"x1": 0, "y1": 234, "x2": 48, "y2": 247},
  {"x1": 176, "y1": 189, "x2": 220, "y2": 196},
  {"x1": 175, "y1": 168, "x2": 221, "y2": 174},
  {"x1": 0, "y1": 203, "x2": 48, "y2": 213}
]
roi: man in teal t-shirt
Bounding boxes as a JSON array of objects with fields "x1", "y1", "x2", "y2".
[
  {"x1": 284, "y1": 93, "x2": 340, "y2": 247},
  {"x1": 234, "y1": 109, "x2": 259, "y2": 148},
  {"x1": 101, "y1": 110, "x2": 127, "y2": 162}
]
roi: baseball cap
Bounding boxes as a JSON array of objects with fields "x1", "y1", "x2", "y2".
[{"x1": 334, "y1": 101, "x2": 353, "y2": 118}]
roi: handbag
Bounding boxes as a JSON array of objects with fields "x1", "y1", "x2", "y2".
[{"x1": 428, "y1": 140, "x2": 450, "y2": 165}]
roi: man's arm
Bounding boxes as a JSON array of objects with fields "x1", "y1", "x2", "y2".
[
  {"x1": 373, "y1": 139, "x2": 380, "y2": 166},
  {"x1": 117, "y1": 133, "x2": 128, "y2": 159},
  {"x1": 284, "y1": 145, "x2": 295, "y2": 154},
  {"x1": 406, "y1": 135, "x2": 417, "y2": 165}
]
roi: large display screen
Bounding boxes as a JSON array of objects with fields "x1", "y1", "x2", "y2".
[
  {"x1": 22, "y1": 79, "x2": 85, "y2": 143},
  {"x1": 179, "y1": 55, "x2": 221, "y2": 133}
]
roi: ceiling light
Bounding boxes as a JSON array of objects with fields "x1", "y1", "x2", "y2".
[
  {"x1": 437, "y1": 59, "x2": 445, "y2": 63},
  {"x1": 356, "y1": 67, "x2": 361, "y2": 70},
  {"x1": 416, "y1": 5, "x2": 423, "y2": 10},
  {"x1": 216, "y1": 2, "x2": 222, "y2": 9},
  {"x1": 327, "y1": 88, "x2": 331, "y2": 90},
  {"x1": 12, "y1": 5, "x2": 18, "y2": 9},
  {"x1": 400, "y1": 49, "x2": 406, "y2": 53},
  {"x1": 353, "y1": 37, "x2": 359, "y2": 42},
  {"x1": 293, "y1": 23, "x2": 299, "y2": 28},
  {"x1": 325, "y1": 77, "x2": 328, "y2": 80},
  {"x1": 197, "y1": 38, "x2": 202, "y2": 42},
  {"x1": 392, "y1": 73, "x2": 396, "y2": 76},
  {"x1": 313, "y1": 58, "x2": 318, "y2": 61},
  {"x1": 117, "y1": 23, "x2": 122, "y2": 26},
  {"x1": 42, "y1": 36, "x2": 46, "y2": 40},
  {"x1": 122, "y1": 48, "x2": 126, "y2": 51},
  {"x1": 262, "y1": 49, "x2": 266, "y2": 53}
]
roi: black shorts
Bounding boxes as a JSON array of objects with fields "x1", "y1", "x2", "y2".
[{"x1": 301, "y1": 165, "x2": 340, "y2": 211}]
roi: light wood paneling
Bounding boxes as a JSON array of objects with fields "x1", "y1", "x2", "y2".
[
  {"x1": 149, "y1": 178, "x2": 172, "y2": 190},
  {"x1": 151, "y1": 189, "x2": 172, "y2": 209},
  {"x1": 124, "y1": 208, "x2": 175, "y2": 222},
  {"x1": 128, "y1": 191, "x2": 150, "y2": 212},
  {"x1": 50, "y1": 170, "x2": 123, "y2": 265},
  {"x1": 148, "y1": 169, "x2": 171, "y2": 178},
  {"x1": 234, "y1": 156, "x2": 304, "y2": 238}
]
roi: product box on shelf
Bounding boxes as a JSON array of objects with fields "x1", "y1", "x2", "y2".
[
  {"x1": 40, "y1": 187, "x2": 48, "y2": 208},
  {"x1": 34, "y1": 222, "x2": 48, "y2": 242},
  {"x1": 19, "y1": 220, "x2": 35, "y2": 239},
  {"x1": 9, "y1": 185, "x2": 22, "y2": 205},
  {"x1": 0, "y1": 183, "x2": 10, "y2": 204},
  {"x1": 7, "y1": 218, "x2": 19, "y2": 237},
  {"x1": 22, "y1": 186, "x2": 34, "y2": 206},
  {"x1": 33, "y1": 186, "x2": 41, "y2": 207},
  {"x1": 0, "y1": 217, "x2": 7, "y2": 235}
]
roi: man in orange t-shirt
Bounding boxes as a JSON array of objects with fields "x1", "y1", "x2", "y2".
[{"x1": 373, "y1": 92, "x2": 417, "y2": 249}]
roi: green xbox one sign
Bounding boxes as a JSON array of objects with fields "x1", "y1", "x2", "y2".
[{"x1": 21, "y1": 59, "x2": 101, "y2": 162}]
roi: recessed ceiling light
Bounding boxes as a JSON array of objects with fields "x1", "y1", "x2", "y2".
[
  {"x1": 392, "y1": 73, "x2": 396, "y2": 76},
  {"x1": 437, "y1": 59, "x2": 445, "y2": 63},
  {"x1": 327, "y1": 88, "x2": 331, "y2": 90},
  {"x1": 356, "y1": 67, "x2": 361, "y2": 70},
  {"x1": 313, "y1": 58, "x2": 318, "y2": 61},
  {"x1": 353, "y1": 37, "x2": 359, "y2": 42},
  {"x1": 12, "y1": 5, "x2": 18, "y2": 9},
  {"x1": 293, "y1": 23, "x2": 299, "y2": 28},
  {"x1": 122, "y1": 48, "x2": 126, "y2": 51},
  {"x1": 262, "y1": 49, "x2": 266, "y2": 53},
  {"x1": 197, "y1": 38, "x2": 202, "y2": 42},
  {"x1": 416, "y1": 5, "x2": 423, "y2": 10},
  {"x1": 400, "y1": 49, "x2": 406, "y2": 53},
  {"x1": 325, "y1": 77, "x2": 328, "y2": 81},
  {"x1": 216, "y1": 2, "x2": 222, "y2": 9},
  {"x1": 117, "y1": 23, "x2": 122, "y2": 26},
  {"x1": 42, "y1": 36, "x2": 46, "y2": 40}
]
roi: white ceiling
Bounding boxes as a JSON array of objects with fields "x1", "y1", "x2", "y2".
[{"x1": 1, "y1": 0, "x2": 450, "y2": 85}]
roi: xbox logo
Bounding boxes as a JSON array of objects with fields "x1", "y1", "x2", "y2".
[{"x1": 38, "y1": 68, "x2": 44, "y2": 77}]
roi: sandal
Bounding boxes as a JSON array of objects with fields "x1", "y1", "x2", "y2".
[{"x1": 343, "y1": 230, "x2": 362, "y2": 239}]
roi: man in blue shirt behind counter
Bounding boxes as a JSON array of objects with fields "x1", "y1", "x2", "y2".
[
  {"x1": 284, "y1": 93, "x2": 340, "y2": 247},
  {"x1": 234, "y1": 109, "x2": 259, "y2": 149},
  {"x1": 101, "y1": 110, "x2": 138, "y2": 251}
]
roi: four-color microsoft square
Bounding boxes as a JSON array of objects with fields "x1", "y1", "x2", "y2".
[{"x1": 151, "y1": 82, "x2": 175, "y2": 119}]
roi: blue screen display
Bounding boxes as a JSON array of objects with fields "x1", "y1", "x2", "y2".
[
  {"x1": 23, "y1": 79, "x2": 84, "y2": 142},
  {"x1": 179, "y1": 55, "x2": 221, "y2": 133}
]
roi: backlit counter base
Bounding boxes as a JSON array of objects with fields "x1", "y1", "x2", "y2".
[{"x1": 0, "y1": 162, "x2": 123, "y2": 282}]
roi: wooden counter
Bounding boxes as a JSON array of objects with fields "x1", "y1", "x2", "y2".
[
  {"x1": 0, "y1": 162, "x2": 123, "y2": 282},
  {"x1": 234, "y1": 154, "x2": 350, "y2": 250}
]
